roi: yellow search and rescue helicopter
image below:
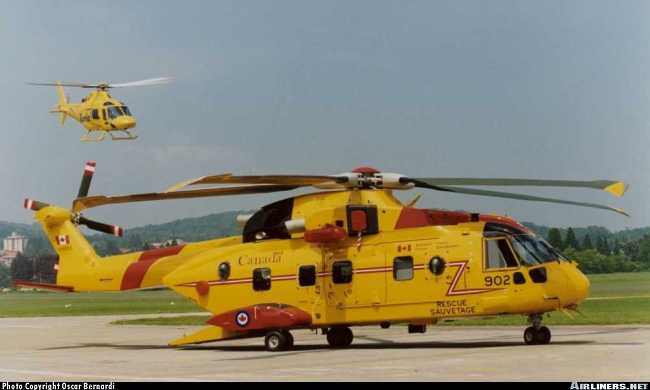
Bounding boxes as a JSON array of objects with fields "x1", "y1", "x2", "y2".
[
  {"x1": 28, "y1": 77, "x2": 172, "y2": 141},
  {"x1": 18, "y1": 163, "x2": 628, "y2": 351}
]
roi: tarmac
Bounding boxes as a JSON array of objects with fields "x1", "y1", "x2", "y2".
[{"x1": 0, "y1": 314, "x2": 648, "y2": 381}]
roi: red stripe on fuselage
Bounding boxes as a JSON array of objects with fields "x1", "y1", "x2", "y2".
[{"x1": 120, "y1": 245, "x2": 185, "y2": 290}]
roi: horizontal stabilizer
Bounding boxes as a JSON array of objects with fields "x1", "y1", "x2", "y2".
[{"x1": 168, "y1": 325, "x2": 237, "y2": 346}]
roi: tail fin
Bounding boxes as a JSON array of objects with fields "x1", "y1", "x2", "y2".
[
  {"x1": 54, "y1": 82, "x2": 68, "y2": 125},
  {"x1": 32, "y1": 205, "x2": 142, "y2": 292},
  {"x1": 33, "y1": 206, "x2": 102, "y2": 291}
]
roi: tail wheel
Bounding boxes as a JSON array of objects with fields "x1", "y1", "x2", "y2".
[
  {"x1": 264, "y1": 330, "x2": 291, "y2": 352},
  {"x1": 535, "y1": 326, "x2": 551, "y2": 345},
  {"x1": 326, "y1": 327, "x2": 353, "y2": 348}
]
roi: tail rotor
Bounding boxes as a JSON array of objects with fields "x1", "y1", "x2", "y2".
[{"x1": 24, "y1": 161, "x2": 124, "y2": 237}]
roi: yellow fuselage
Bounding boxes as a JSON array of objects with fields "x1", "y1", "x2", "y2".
[
  {"x1": 35, "y1": 189, "x2": 590, "y2": 346},
  {"x1": 55, "y1": 90, "x2": 136, "y2": 132}
]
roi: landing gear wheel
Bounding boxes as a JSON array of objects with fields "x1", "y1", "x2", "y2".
[
  {"x1": 326, "y1": 327, "x2": 353, "y2": 348},
  {"x1": 285, "y1": 330, "x2": 294, "y2": 348},
  {"x1": 523, "y1": 326, "x2": 552, "y2": 345},
  {"x1": 524, "y1": 326, "x2": 537, "y2": 345},
  {"x1": 264, "y1": 330, "x2": 290, "y2": 352},
  {"x1": 535, "y1": 326, "x2": 551, "y2": 345}
]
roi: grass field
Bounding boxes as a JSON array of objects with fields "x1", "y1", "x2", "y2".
[
  {"x1": 2, "y1": 272, "x2": 649, "y2": 326},
  {"x1": 0, "y1": 289, "x2": 202, "y2": 317}
]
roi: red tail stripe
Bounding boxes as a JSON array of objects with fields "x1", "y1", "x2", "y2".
[{"x1": 120, "y1": 245, "x2": 185, "y2": 290}]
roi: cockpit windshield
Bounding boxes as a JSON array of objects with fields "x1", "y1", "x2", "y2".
[
  {"x1": 509, "y1": 234, "x2": 567, "y2": 265},
  {"x1": 106, "y1": 106, "x2": 131, "y2": 119},
  {"x1": 483, "y1": 223, "x2": 566, "y2": 266},
  {"x1": 107, "y1": 106, "x2": 121, "y2": 119}
]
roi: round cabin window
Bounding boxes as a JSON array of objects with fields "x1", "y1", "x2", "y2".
[
  {"x1": 218, "y1": 262, "x2": 231, "y2": 280},
  {"x1": 429, "y1": 256, "x2": 446, "y2": 276}
]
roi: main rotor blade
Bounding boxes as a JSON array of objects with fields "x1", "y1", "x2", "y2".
[
  {"x1": 27, "y1": 77, "x2": 172, "y2": 89},
  {"x1": 408, "y1": 178, "x2": 627, "y2": 197},
  {"x1": 109, "y1": 77, "x2": 173, "y2": 88},
  {"x1": 73, "y1": 184, "x2": 299, "y2": 213},
  {"x1": 27, "y1": 81, "x2": 98, "y2": 88},
  {"x1": 166, "y1": 174, "x2": 343, "y2": 192},
  {"x1": 410, "y1": 180, "x2": 629, "y2": 216}
]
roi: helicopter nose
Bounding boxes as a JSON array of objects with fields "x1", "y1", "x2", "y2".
[
  {"x1": 114, "y1": 116, "x2": 136, "y2": 129},
  {"x1": 564, "y1": 261, "x2": 590, "y2": 306}
]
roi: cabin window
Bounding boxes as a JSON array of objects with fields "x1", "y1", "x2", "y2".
[
  {"x1": 218, "y1": 262, "x2": 230, "y2": 280},
  {"x1": 393, "y1": 256, "x2": 414, "y2": 281},
  {"x1": 252, "y1": 268, "x2": 271, "y2": 291},
  {"x1": 298, "y1": 265, "x2": 316, "y2": 286},
  {"x1": 529, "y1": 267, "x2": 547, "y2": 283},
  {"x1": 91, "y1": 109, "x2": 99, "y2": 120},
  {"x1": 485, "y1": 238, "x2": 519, "y2": 269},
  {"x1": 332, "y1": 260, "x2": 353, "y2": 284},
  {"x1": 102, "y1": 109, "x2": 107, "y2": 121}
]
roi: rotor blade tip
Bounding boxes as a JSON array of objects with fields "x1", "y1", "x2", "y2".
[
  {"x1": 604, "y1": 182, "x2": 627, "y2": 197},
  {"x1": 113, "y1": 226, "x2": 124, "y2": 237},
  {"x1": 614, "y1": 208, "x2": 630, "y2": 217}
]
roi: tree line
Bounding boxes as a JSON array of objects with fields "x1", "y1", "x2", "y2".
[
  {"x1": 545, "y1": 227, "x2": 649, "y2": 273},
  {"x1": 0, "y1": 253, "x2": 58, "y2": 288}
]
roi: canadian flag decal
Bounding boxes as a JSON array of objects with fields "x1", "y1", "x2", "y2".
[{"x1": 56, "y1": 235, "x2": 70, "y2": 246}]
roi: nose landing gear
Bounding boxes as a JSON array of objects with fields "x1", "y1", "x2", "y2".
[{"x1": 524, "y1": 314, "x2": 552, "y2": 345}]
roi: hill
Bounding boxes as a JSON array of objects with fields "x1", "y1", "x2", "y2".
[{"x1": 3, "y1": 212, "x2": 650, "y2": 258}]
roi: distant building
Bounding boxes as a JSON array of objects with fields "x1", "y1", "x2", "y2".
[
  {"x1": 0, "y1": 251, "x2": 17, "y2": 267},
  {"x1": 0, "y1": 233, "x2": 28, "y2": 267},
  {"x1": 3, "y1": 232, "x2": 28, "y2": 253}
]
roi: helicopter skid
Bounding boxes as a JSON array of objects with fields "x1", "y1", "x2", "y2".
[
  {"x1": 80, "y1": 130, "x2": 137, "y2": 142},
  {"x1": 110, "y1": 129, "x2": 138, "y2": 141},
  {"x1": 80, "y1": 130, "x2": 106, "y2": 142}
]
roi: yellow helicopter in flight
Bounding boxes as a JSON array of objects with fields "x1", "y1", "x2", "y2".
[
  {"x1": 28, "y1": 77, "x2": 172, "y2": 141},
  {"x1": 19, "y1": 163, "x2": 628, "y2": 351}
]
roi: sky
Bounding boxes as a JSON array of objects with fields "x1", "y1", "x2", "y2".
[{"x1": 1, "y1": 0, "x2": 649, "y2": 231}]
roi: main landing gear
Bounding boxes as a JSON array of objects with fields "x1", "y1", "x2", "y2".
[
  {"x1": 263, "y1": 326, "x2": 355, "y2": 352},
  {"x1": 325, "y1": 326, "x2": 354, "y2": 348},
  {"x1": 524, "y1": 314, "x2": 551, "y2": 345},
  {"x1": 264, "y1": 330, "x2": 294, "y2": 352}
]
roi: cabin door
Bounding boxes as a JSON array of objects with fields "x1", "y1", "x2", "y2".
[
  {"x1": 384, "y1": 240, "x2": 437, "y2": 305},
  {"x1": 324, "y1": 244, "x2": 386, "y2": 309}
]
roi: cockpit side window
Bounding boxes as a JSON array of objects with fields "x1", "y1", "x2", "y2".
[
  {"x1": 484, "y1": 222, "x2": 566, "y2": 264},
  {"x1": 243, "y1": 198, "x2": 294, "y2": 243},
  {"x1": 485, "y1": 238, "x2": 519, "y2": 269}
]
